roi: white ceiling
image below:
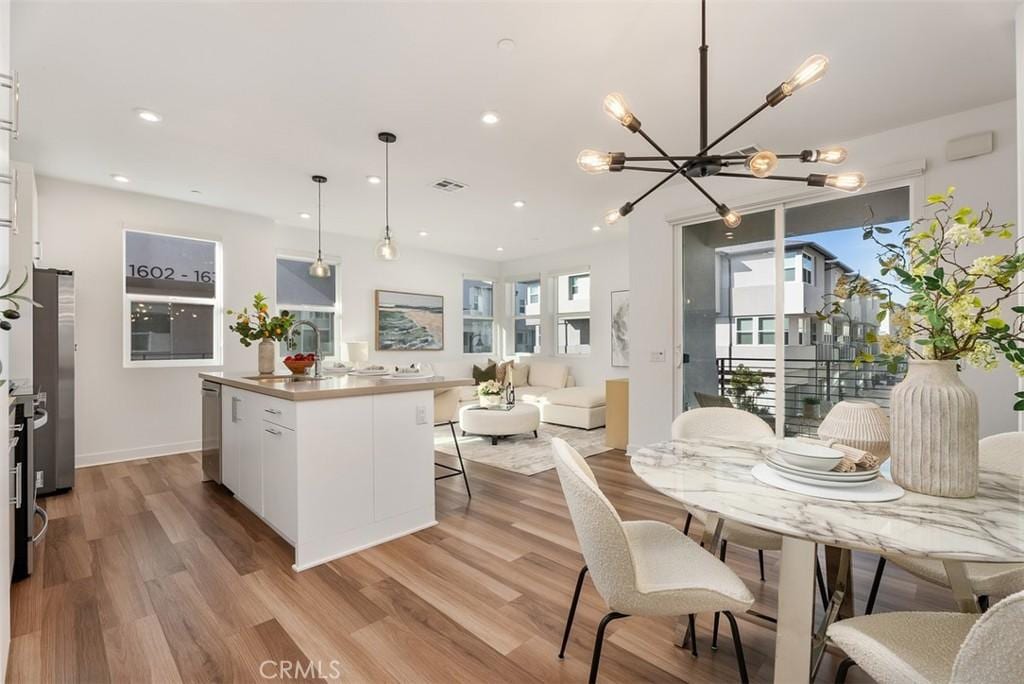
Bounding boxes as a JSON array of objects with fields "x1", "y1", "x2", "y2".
[{"x1": 11, "y1": 1, "x2": 1018, "y2": 261}]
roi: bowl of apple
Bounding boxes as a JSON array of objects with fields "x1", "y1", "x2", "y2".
[{"x1": 283, "y1": 353, "x2": 315, "y2": 376}]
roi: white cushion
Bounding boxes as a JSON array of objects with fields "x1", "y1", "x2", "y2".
[
  {"x1": 545, "y1": 386, "x2": 605, "y2": 409},
  {"x1": 690, "y1": 508, "x2": 782, "y2": 551},
  {"x1": 527, "y1": 361, "x2": 569, "y2": 390},
  {"x1": 887, "y1": 555, "x2": 1024, "y2": 599},
  {"x1": 459, "y1": 403, "x2": 540, "y2": 436},
  {"x1": 828, "y1": 612, "x2": 976, "y2": 684},
  {"x1": 518, "y1": 386, "x2": 557, "y2": 404}
]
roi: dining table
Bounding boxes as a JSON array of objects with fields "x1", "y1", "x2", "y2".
[{"x1": 630, "y1": 437, "x2": 1024, "y2": 684}]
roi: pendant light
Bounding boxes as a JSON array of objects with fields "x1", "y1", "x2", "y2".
[
  {"x1": 375, "y1": 132, "x2": 399, "y2": 261},
  {"x1": 308, "y1": 175, "x2": 331, "y2": 278}
]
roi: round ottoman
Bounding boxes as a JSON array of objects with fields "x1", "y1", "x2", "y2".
[{"x1": 459, "y1": 403, "x2": 540, "y2": 446}]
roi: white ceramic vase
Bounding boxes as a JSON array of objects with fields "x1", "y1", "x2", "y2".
[
  {"x1": 817, "y1": 400, "x2": 891, "y2": 460},
  {"x1": 890, "y1": 360, "x2": 978, "y2": 498},
  {"x1": 258, "y1": 338, "x2": 275, "y2": 375},
  {"x1": 479, "y1": 394, "x2": 501, "y2": 408}
]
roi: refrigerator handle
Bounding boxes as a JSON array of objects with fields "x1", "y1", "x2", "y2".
[{"x1": 9, "y1": 462, "x2": 21, "y2": 509}]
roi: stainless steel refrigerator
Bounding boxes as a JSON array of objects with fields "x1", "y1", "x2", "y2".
[{"x1": 32, "y1": 268, "x2": 75, "y2": 496}]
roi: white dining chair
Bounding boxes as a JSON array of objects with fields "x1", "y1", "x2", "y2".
[
  {"x1": 550, "y1": 437, "x2": 755, "y2": 683},
  {"x1": 828, "y1": 588, "x2": 1024, "y2": 684},
  {"x1": 434, "y1": 388, "x2": 470, "y2": 496},
  {"x1": 864, "y1": 432, "x2": 1024, "y2": 614},
  {"x1": 672, "y1": 407, "x2": 831, "y2": 645}
]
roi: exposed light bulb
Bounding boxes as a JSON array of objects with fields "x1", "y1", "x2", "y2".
[
  {"x1": 783, "y1": 54, "x2": 829, "y2": 96},
  {"x1": 825, "y1": 172, "x2": 865, "y2": 193},
  {"x1": 604, "y1": 208, "x2": 623, "y2": 225},
  {"x1": 815, "y1": 146, "x2": 848, "y2": 164},
  {"x1": 577, "y1": 149, "x2": 613, "y2": 174},
  {"x1": 717, "y1": 205, "x2": 742, "y2": 229},
  {"x1": 602, "y1": 92, "x2": 641, "y2": 131},
  {"x1": 745, "y1": 150, "x2": 779, "y2": 178}
]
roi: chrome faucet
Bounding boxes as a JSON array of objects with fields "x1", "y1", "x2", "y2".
[{"x1": 289, "y1": 320, "x2": 323, "y2": 379}]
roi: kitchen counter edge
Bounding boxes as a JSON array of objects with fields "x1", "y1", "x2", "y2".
[{"x1": 199, "y1": 372, "x2": 474, "y2": 401}]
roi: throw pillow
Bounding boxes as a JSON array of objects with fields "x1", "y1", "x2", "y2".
[
  {"x1": 472, "y1": 362, "x2": 496, "y2": 385},
  {"x1": 508, "y1": 363, "x2": 530, "y2": 387},
  {"x1": 495, "y1": 359, "x2": 514, "y2": 385}
]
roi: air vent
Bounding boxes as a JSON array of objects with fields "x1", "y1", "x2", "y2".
[
  {"x1": 723, "y1": 145, "x2": 761, "y2": 158},
  {"x1": 432, "y1": 178, "x2": 467, "y2": 193}
]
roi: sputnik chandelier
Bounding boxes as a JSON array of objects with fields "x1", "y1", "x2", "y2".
[{"x1": 578, "y1": 0, "x2": 865, "y2": 231}]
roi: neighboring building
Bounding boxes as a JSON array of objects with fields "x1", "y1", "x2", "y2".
[{"x1": 513, "y1": 278, "x2": 542, "y2": 353}]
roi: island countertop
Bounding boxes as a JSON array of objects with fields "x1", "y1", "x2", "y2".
[{"x1": 199, "y1": 371, "x2": 473, "y2": 401}]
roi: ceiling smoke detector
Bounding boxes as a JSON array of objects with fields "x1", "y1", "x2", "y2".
[{"x1": 432, "y1": 178, "x2": 467, "y2": 193}]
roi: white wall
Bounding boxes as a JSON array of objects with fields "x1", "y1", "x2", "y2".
[
  {"x1": 629, "y1": 99, "x2": 1020, "y2": 448},
  {"x1": 499, "y1": 238, "x2": 630, "y2": 387},
  {"x1": 0, "y1": 0, "x2": 11, "y2": 672},
  {"x1": 34, "y1": 176, "x2": 500, "y2": 466}
]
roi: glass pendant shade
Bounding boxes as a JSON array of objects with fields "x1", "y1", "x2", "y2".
[
  {"x1": 308, "y1": 257, "x2": 331, "y2": 278},
  {"x1": 375, "y1": 234, "x2": 399, "y2": 261},
  {"x1": 375, "y1": 132, "x2": 400, "y2": 261}
]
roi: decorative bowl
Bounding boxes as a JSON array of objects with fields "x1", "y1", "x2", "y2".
[
  {"x1": 283, "y1": 357, "x2": 315, "y2": 375},
  {"x1": 775, "y1": 439, "x2": 844, "y2": 471}
]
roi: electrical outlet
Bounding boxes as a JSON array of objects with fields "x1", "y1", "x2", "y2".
[
  {"x1": 650, "y1": 350, "x2": 666, "y2": 363},
  {"x1": 35, "y1": 471, "x2": 43, "y2": 490},
  {"x1": 415, "y1": 405, "x2": 427, "y2": 425}
]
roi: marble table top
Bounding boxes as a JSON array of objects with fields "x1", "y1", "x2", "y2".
[{"x1": 631, "y1": 438, "x2": 1024, "y2": 562}]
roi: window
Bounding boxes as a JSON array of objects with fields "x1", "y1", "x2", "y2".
[
  {"x1": 736, "y1": 317, "x2": 753, "y2": 345},
  {"x1": 802, "y1": 254, "x2": 814, "y2": 284},
  {"x1": 797, "y1": 318, "x2": 806, "y2": 345},
  {"x1": 513, "y1": 278, "x2": 542, "y2": 353},
  {"x1": 462, "y1": 277, "x2": 494, "y2": 354},
  {"x1": 124, "y1": 230, "x2": 221, "y2": 366},
  {"x1": 275, "y1": 256, "x2": 340, "y2": 358},
  {"x1": 557, "y1": 271, "x2": 590, "y2": 355},
  {"x1": 784, "y1": 254, "x2": 796, "y2": 282},
  {"x1": 810, "y1": 318, "x2": 818, "y2": 344},
  {"x1": 758, "y1": 317, "x2": 775, "y2": 345}
]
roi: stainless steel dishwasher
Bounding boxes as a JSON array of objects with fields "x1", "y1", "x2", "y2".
[{"x1": 201, "y1": 381, "x2": 221, "y2": 483}]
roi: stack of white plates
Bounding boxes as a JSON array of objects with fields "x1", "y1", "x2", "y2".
[{"x1": 768, "y1": 439, "x2": 880, "y2": 489}]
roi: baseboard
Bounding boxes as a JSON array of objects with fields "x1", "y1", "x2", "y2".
[{"x1": 76, "y1": 440, "x2": 201, "y2": 468}]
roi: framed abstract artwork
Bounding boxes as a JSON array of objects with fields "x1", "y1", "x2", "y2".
[
  {"x1": 610, "y1": 289, "x2": 630, "y2": 367},
  {"x1": 374, "y1": 289, "x2": 444, "y2": 351}
]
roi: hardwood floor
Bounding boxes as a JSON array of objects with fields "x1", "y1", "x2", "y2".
[{"x1": 7, "y1": 448, "x2": 954, "y2": 683}]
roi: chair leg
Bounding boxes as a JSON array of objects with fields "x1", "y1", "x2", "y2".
[
  {"x1": 682, "y1": 614, "x2": 698, "y2": 657},
  {"x1": 683, "y1": 512, "x2": 693, "y2": 535},
  {"x1": 448, "y1": 421, "x2": 471, "y2": 497},
  {"x1": 835, "y1": 656, "x2": 856, "y2": 683},
  {"x1": 815, "y1": 555, "x2": 829, "y2": 610},
  {"x1": 978, "y1": 595, "x2": 990, "y2": 613},
  {"x1": 722, "y1": 611, "x2": 749, "y2": 684},
  {"x1": 712, "y1": 540, "x2": 728, "y2": 651},
  {"x1": 588, "y1": 612, "x2": 629, "y2": 684},
  {"x1": 864, "y1": 557, "x2": 886, "y2": 615},
  {"x1": 558, "y1": 565, "x2": 588, "y2": 658},
  {"x1": 758, "y1": 549, "x2": 766, "y2": 582}
]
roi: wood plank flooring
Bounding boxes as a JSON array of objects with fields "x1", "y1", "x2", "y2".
[{"x1": 8, "y1": 448, "x2": 954, "y2": 683}]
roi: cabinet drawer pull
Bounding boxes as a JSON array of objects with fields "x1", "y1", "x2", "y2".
[
  {"x1": 264, "y1": 408, "x2": 282, "y2": 415},
  {"x1": 264, "y1": 427, "x2": 282, "y2": 436},
  {"x1": 9, "y1": 462, "x2": 21, "y2": 509},
  {"x1": 231, "y1": 396, "x2": 240, "y2": 422}
]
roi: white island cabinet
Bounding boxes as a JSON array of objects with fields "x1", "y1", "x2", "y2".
[{"x1": 203, "y1": 372, "x2": 472, "y2": 571}]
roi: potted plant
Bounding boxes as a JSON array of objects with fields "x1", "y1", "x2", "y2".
[
  {"x1": 819, "y1": 187, "x2": 1023, "y2": 497},
  {"x1": 477, "y1": 379, "x2": 504, "y2": 408},
  {"x1": 227, "y1": 292, "x2": 295, "y2": 375},
  {"x1": 728, "y1": 364, "x2": 766, "y2": 413},
  {"x1": 802, "y1": 396, "x2": 821, "y2": 419}
]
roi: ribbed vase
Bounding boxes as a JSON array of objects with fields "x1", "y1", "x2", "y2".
[
  {"x1": 817, "y1": 400, "x2": 891, "y2": 461},
  {"x1": 258, "y1": 338, "x2": 275, "y2": 375},
  {"x1": 890, "y1": 360, "x2": 978, "y2": 498}
]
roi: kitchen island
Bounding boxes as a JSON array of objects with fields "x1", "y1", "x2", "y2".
[{"x1": 199, "y1": 371, "x2": 473, "y2": 571}]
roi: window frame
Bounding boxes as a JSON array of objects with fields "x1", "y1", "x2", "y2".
[
  {"x1": 511, "y1": 274, "x2": 543, "y2": 355},
  {"x1": 461, "y1": 274, "x2": 496, "y2": 356},
  {"x1": 735, "y1": 317, "x2": 754, "y2": 345},
  {"x1": 758, "y1": 316, "x2": 776, "y2": 345},
  {"x1": 274, "y1": 252, "x2": 343, "y2": 361},
  {"x1": 122, "y1": 229, "x2": 223, "y2": 369},
  {"x1": 555, "y1": 269, "x2": 591, "y2": 357},
  {"x1": 802, "y1": 253, "x2": 815, "y2": 285}
]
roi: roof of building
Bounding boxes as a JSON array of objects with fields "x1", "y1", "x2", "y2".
[{"x1": 716, "y1": 239, "x2": 855, "y2": 274}]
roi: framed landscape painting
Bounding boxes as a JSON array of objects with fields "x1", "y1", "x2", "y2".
[
  {"x1": 375, "y1": 289, "x2": 445, "y2": 351},
  {"x1": 610, "y1": 289, "x2": 630, "y2": 367}
]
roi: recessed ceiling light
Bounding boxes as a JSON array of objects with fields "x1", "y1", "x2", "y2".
[
  {"x1": 134, "y1": 108, "x2": 163, "y2": 123},
  {"x1": 111, "y1": 174, "x2": 131, "y2": 183},
  {"x1": 497, "y1": 38, "x2": 516, "y2": 52},
  {"x1": 367, "y1": 175, "x2": 382, "y2": 184},
  {"x1": 496, "y1": 246, "x2": 505, "y2": 252},
  {"x1": 592, "y1": 225, "x2": 602, "y2": 232},
  {"x1": 512, "y1": 200, "x2": 525, "y2": 208},
  {"x1": 481, "y1": 111, "x2": 500, "y2": 125},
  {"x1": 418, "y1": 231, "x2": 429, "y2": 237},
  {"x1": 298, "y1": 212, "x2": 311, "y2": 219}
]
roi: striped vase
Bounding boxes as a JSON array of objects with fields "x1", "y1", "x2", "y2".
[{"x1": 890, "y1": 360, "x2": 978, "y2": 498}]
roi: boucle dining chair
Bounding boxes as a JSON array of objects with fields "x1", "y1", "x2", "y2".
[
  {"x1": 550, "y1": 438, "x2": 755, "y2": 683},
  {"x1": 433, "y1": 388, "x2": 470, "y2": 496},
  {"x1": 828, "y1": 588, "x2": 1024, "y2": 684},
  {"x1": 864, "y1": 432, "x2": 1024, "y2": 615},
  {"x1": 671, "y1": 407, "x2": 830, "y2": 645}
]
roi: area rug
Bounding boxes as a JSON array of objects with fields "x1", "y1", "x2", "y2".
[{"x1": 434, "y1": 423, "x2": 610, "y2": 476}]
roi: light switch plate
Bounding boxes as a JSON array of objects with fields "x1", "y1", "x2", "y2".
[
  {"x1": 650, "y1": 350, "x2": 666, "y2": 362},
  {"x1": 415, "y1": 405, "x2": 427, "y2": 425}
]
